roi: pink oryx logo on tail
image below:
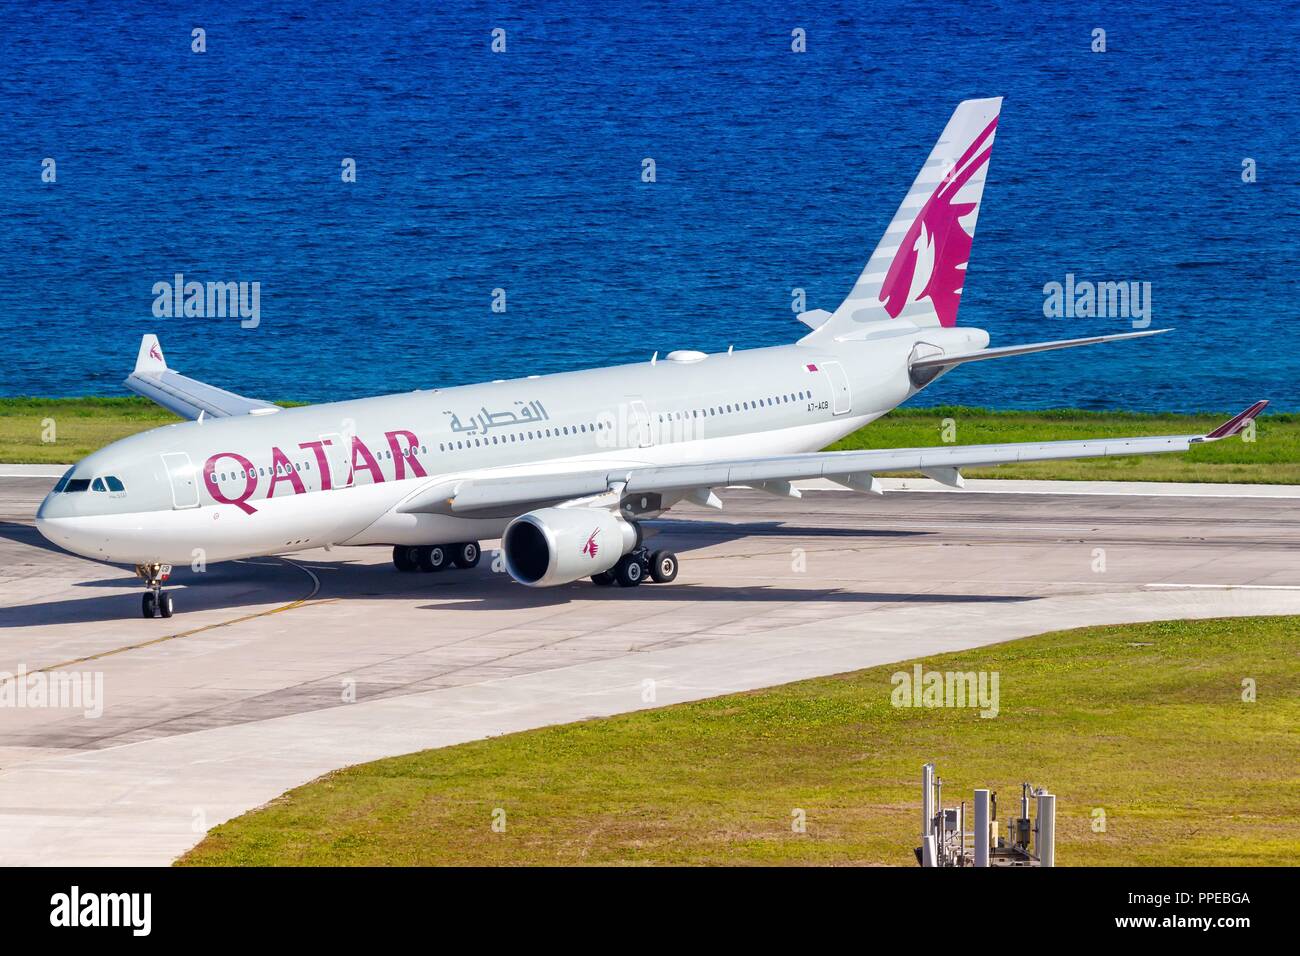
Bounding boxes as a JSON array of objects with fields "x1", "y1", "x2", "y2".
[
  {"x1": 879, "y1": 116, "x2": 998, "y2": 328},
  {"x1": 582, "y1": 529, "x2": 599, "y2": 558},
  {"x1": 149, "y1": 342, "x2": 162, "y2": 362}
]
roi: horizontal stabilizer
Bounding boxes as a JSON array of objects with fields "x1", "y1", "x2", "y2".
[
  {"x1": 796, "y1": 309, "x2": 833, "y2": 331},
  {"x1": 909, "y1": 328, "x2": 1171, "y2": 371}
]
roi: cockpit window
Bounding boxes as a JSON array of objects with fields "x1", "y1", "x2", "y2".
[
  {"x1": 79, "y1": 476, "x2": 126, "y2": 492},
  {"x1": 53, "y1": 468, "x2": 73, "y2": 493}
]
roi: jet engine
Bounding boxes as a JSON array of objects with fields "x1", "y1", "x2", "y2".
[{"x1": 502, "y1": 507, "x2": 638, "y2": 587}]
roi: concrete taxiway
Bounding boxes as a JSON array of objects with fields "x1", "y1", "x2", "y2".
[{"x1": 1, "y1": 474, "x2": 1298, "y2": 865}]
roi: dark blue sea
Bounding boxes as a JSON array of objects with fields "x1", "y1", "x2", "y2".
[{"x1": 1, "y1": 1, "x2": 1296, "y2": 411}]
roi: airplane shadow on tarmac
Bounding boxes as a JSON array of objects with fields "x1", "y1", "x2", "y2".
[
  {"x1": 0, "y1": 519, "x2": 1036, "y2": 629},
  {"x1": 422, "y1": 582, "x2": 1038, "y2": 612},
  {"x1": 0, "y1": 519, "x2": 65, "y2": 556}
]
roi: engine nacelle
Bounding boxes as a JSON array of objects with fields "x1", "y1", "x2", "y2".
[{"x1": 502, "y1": 507, "x2": 638, "y2": 587}]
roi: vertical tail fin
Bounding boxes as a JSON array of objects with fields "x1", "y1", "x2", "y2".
[{"x1": 806, "y1": 97, "x2": 1002, "y2": 342}]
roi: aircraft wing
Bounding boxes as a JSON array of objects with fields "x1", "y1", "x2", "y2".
[
  {"x1": 399, "y1": 402, "x2": 1268, "y2": 515},
  {"x1": 123, "y1": 334, "x2": 282, "y2": 420}
]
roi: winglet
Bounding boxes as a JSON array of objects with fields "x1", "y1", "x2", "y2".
[
  {"x1": 1201, "y1": 400, "x2": 1269, "y2": 441},
  {"x1": 134, "y1": 334, "x2": 167, "y2": 374}
]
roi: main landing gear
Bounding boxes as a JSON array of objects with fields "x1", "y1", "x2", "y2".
[
  {"x1": 392, "y1": 542, "x2": 481, "y2": 574},
  {"x1": 591, "y1": 547, "x2": 679, "y2": 588},
  {"x1": 135, "y1": 563, "x2": 175, "y2": 619}
]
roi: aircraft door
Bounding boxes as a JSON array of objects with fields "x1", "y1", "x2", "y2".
[
  {"x1": 160, "y1": 452, "x2": 200, "y2": 509},
  {"x1": 627, "y1": 400, "x2": 653, "y2": 448},
  {"x1": 821, "y1": 361, "x2": 852, "y2": 415}
]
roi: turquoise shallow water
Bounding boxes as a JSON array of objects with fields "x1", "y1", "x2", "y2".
[{"x1": 0, "y1": 0, "x2": 1295, "y2": 411}]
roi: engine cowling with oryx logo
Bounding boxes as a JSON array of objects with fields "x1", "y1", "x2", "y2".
[{"x1": 502, "y1": 507, "x2": 638, "y2": 587}]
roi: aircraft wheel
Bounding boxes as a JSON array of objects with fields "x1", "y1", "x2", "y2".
[
  {"x1": 417, "y1": 545, "x2": 448, "y2": 572},
  {"x1": 142, "y1": 592, "x2": 156, "y2": 618},
  {"x1": 158, "y1": 591, "x2": 174, "y2": 618},
  {"x1": 591, "y1": 570, "x2": 616, "y2": 586},
  {"x1": 615, "y1": 555, "x2": 645, "y2": 588},
  {"x1": 649, "y1": 550, "x2": 679, "y2": 584},
  {"x1": 452, "y1": 541, "x2": 481, "y2": 569},
  {"x1": 393, "y1": 545, "x2": 421, "y2": 572}
]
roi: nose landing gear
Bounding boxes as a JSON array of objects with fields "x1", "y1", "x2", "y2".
[{"x1": 135, "y1": 563, "x2": 174, "y2": 619}]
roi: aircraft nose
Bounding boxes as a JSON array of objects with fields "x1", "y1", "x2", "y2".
[
  {"x1": 36, "y1": 513, "x2": 79, "y2": 553},
  {"x1": 35, "y1": 489, "x2": 59, "y2": 522},
  {"x1": 36, "y1": 513, "x2": 112, "y2": 561},
  {"x1": 35, "y1": 494, "x2": 103, "y2": 559}
]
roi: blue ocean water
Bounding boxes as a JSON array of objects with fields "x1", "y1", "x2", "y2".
[{"x1": 0, "y1": 1, "x2": 1295, "y2": 411}]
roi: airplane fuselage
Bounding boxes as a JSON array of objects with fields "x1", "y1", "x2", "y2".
[{"x1": 35, "y1": 327, "x2": 985, "y2": 566}]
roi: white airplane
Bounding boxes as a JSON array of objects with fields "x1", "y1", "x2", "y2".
[{"x1": 36, "y1": 98, "x2": 1266, "y2": 618}]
